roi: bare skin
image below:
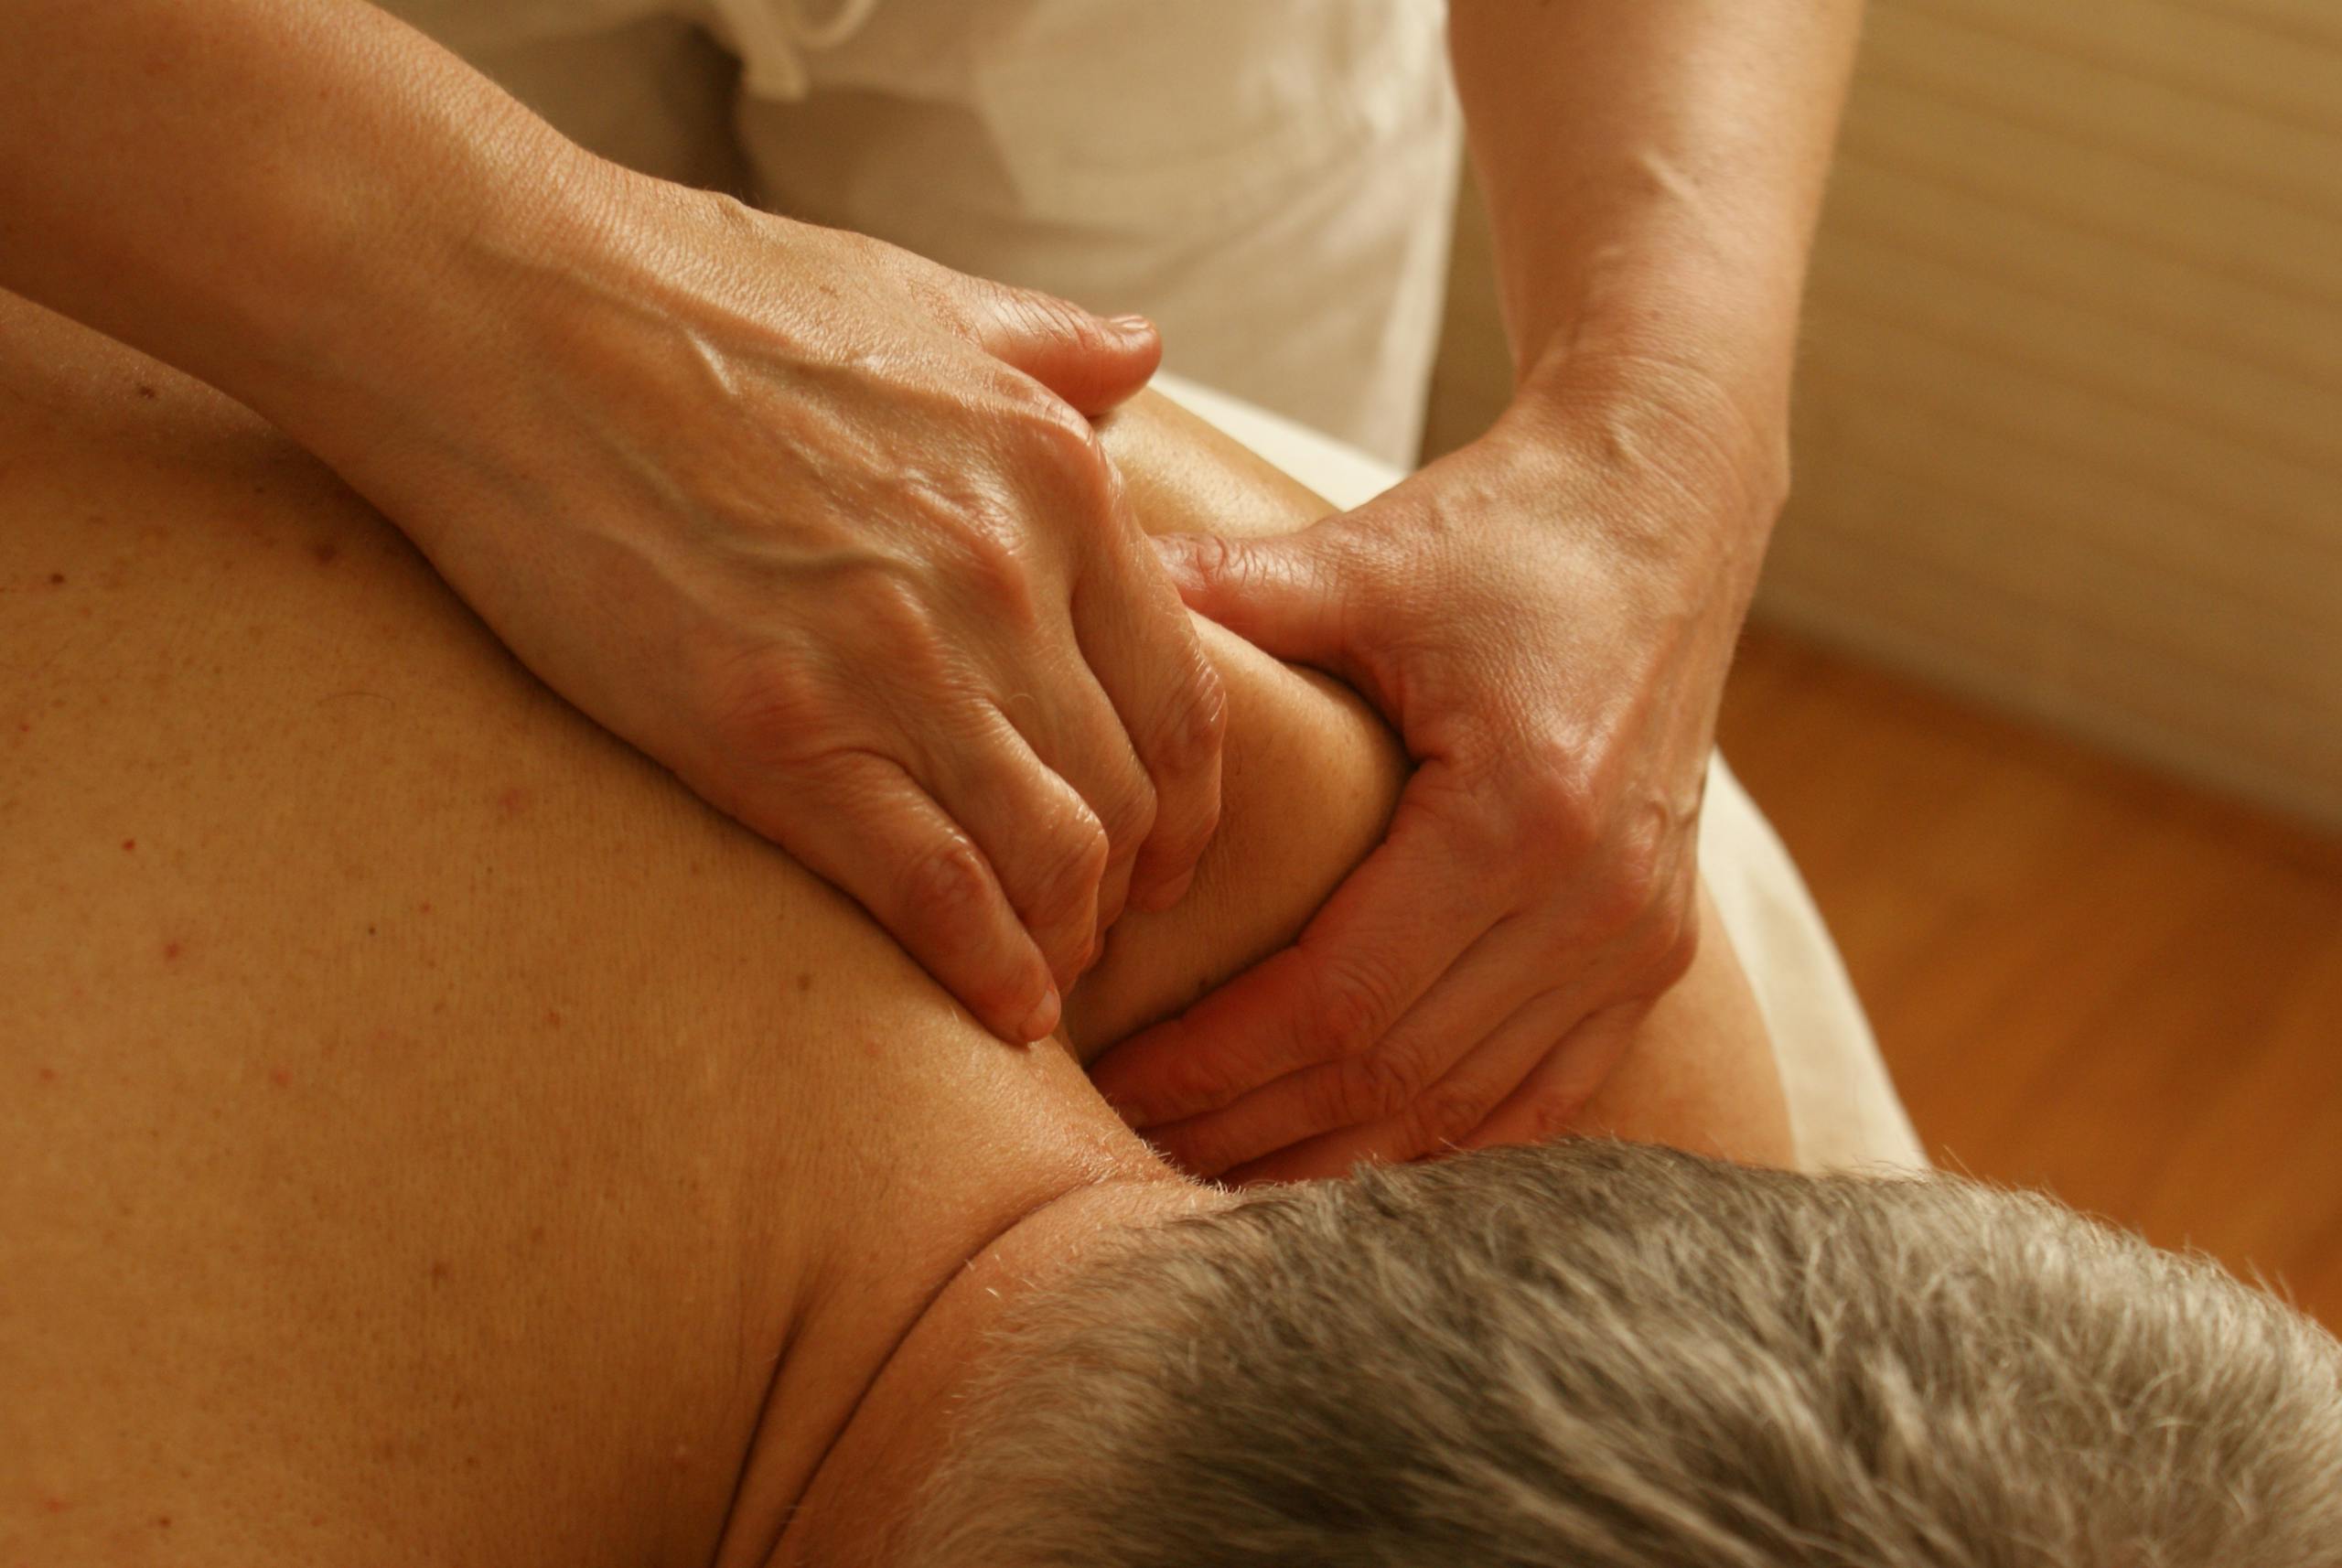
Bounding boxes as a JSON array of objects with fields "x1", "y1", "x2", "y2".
[
  {"x1": 1090, "y1": 0, "x2": 1868, "y2": 1172},
  {"x1": 0, "y1": 292, "x2": 1786, "y2": 1567},
  {"x1": 0, "y1": 0, "x2": 1224, "y2": 1046}
]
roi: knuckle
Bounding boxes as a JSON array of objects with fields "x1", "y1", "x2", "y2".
[
  {"x1": 900, "y1": 836, "x2": 996, "y2": 926},
  {"x1": 1590, "y1": 864, "x2": 1665, "y2": 944},
  {"x1": 1407, "y1": 1081, "x2": 1489, "y2": 1153},
  {"x1": 1026, "y1": 812, "x2": 1111, "y2": 920},
  {"x1": 704, "y1": 649, "x2": 830, "y2": 772},
  {"x1": 1150, "y1": 656, "x2": 1229, "y2": 782},
  {"x1": 1015, "y1": 402, "x2": 1118, "y2": 510},
  {"x1": 700, "y1": 189, "x2": 769, "y2": 243},
  {"x1": 843, "y1": 565, "x2": 962, "y2": 685},
  {"x1": 1162, "y1": 1049, "x2": 1240, "y2": 1119},
  {"x1": 938, "y1": 513, "x2": 1036, "y2": 622},
  {"x1": 1093, "y1": 766, "x2": 1159, "y2": 859},
  {"x1": 1519, "y1": 757, "x2": 1605, "y2": 865},
  {"x1": 1648, "y1": 897, "x2": 1702, "y2": 986},
  {"x1": 1310, "y1": 970, "x2": 1395, "y2": 1062},
  {"x1": 1334, "y1": 1046, "x2": 1434, "y2": 1126},
  {"x1": 1588, "y1": 820, "x2": 1680, "y2": 942},
  {"x1": 1029, "y1": 291, "x2": 1106, "y2": 352}
]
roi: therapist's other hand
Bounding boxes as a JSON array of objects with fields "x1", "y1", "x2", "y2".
[
  {"x1": 1090, "y1": 371, "x2": 1782, "y2": 1179},
  {"x1": 306, "y1": 171, "x2": 1223, "y2": 1045}
]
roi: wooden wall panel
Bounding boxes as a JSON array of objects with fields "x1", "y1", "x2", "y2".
[{"x1": 1758, "y1": 0, "x2": 2342, "y2": 828}]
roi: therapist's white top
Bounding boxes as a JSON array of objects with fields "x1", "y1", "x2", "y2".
[{"x1": 385, "y1": 0, "x2": 1463, "y2": 466}]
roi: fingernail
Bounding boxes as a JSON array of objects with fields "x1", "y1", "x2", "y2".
[
  {"x1": 1109, "y1": 313, "x2": 1155, "y2": 335},
  {"x1": 1018, "y1": 985, "x2": 1062, "y2": 1044}
]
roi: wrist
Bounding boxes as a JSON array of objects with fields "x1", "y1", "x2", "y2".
[
  {"x1": 240, "y1": 132, "x2": 605, "y2": 416},
  {"x1": 237, "y1": 136, "x2": 663, "y2": 542},
  {"x1": 175, "y1": 5, "x2": 654, "y2": 489},
  {"x1": 1515, "y1": 331, "x2": 1792, "y2": 542},
  {"x1": 1499, "y1": 229, "x2": 1803, "y2": 514}
]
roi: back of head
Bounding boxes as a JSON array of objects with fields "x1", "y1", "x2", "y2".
[{"x1": 901, "y1": 1140, "x2": 2342, "y2": 1568}]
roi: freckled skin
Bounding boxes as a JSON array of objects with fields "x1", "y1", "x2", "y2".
[{"x1": 0, "y1": 294, "x2": 1788, "y2": 1567}]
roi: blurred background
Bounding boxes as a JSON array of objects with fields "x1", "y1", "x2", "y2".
[{"x1": 1428, "y1": 0, "x2": 2342, "y2": 1332}]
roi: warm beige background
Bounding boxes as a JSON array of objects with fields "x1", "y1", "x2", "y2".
[{"x1": 1427, "y1": 0, "x2": 2342, "y2": 832}]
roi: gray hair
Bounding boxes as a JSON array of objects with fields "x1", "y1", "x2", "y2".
[{"x1": 898, "y1": 1139, "x2": 2342, "y2": 1568}]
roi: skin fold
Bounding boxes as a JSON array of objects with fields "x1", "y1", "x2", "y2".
[{"x1": 0, "y1": 291, "x2": 1787, "y2": 1567}]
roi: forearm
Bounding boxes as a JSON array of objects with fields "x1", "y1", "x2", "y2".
[
  {"x1": 0, "y1": 0, "x2": 587, "y2": 438},
  {"x1": 1449, "y1": 0, "x2": 1864, "y2": 476}
]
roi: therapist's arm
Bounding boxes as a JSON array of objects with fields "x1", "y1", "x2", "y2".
[
  {"x1": 1451, "y1": 0, "x2": 1864, "y2": 469},
  {"x1": 0, "y1": 0, "x2": 1225, "y2": 1043},
  {"x1": 1091, "y1": 1, "x2": 1863, "y2": 1176}
]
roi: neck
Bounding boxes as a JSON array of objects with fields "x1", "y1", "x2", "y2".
[
  {"x1": 781, "y1": 1171, "x2": 1234, "y2": 1567},
  {"x1": 704, "y1": 1023, "x2": 1225, "y2": 1568}
]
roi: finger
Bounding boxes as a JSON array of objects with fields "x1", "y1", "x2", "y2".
[
  {"x1": 1075, "y1": 503, "x2": 1227, "y2": 916},
  {"x1": 1140, "y1": 918, "x2": 1558, "y2": 1177},
  {"x1": 1215, "y1": 986, "x2": 1600, "y2": 1184},
  {"x1": 1457, "y1": 1002, "x2": 1649, "y2": 1154},
  {"x1": 920, "y1": 705, "x2": 1110, "y2": 994},
  {"x1": 965, "y1": 282, "x2": 1162, "y2": 416},
  {"x1": 991, "y1": 660, "x2": 1156, "y2": 978},
  {"x1": 1147, "y1": 525, "x2": 1362, "y2": 677},
  {"x1": 779, "y1": 751, "x2": 1060, "y2": 1044},
  {"x1": 1088, "y1": 797, "x2": 1489, "y2": 1125}
]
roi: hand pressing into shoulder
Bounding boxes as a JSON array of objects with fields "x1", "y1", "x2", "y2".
[
  {"x1": 1090, "y1": 369, "x2": 1784, "y2": 1180},
  {"x1": 285, "y1": 167, "x2": 1225, "y2": 1043}
]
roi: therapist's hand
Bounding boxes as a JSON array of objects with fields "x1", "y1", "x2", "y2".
[
  {"x1": 300, "y1": 172, "x2": 1224, "y2": 1045},
  {"x1": 1089, "y1": 369, "x2": 1783, "y2": 1179}
]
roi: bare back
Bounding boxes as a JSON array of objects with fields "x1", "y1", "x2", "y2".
[{"x1": 0, "y1": 292, "x2": 1786, "y2": 1563}]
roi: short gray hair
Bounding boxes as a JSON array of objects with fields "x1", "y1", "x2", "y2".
[{"x1": 899, "y1": 1140, "x2": 2342, "y2": 1568}]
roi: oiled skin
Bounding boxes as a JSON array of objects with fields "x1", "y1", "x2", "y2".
[{"x1": 0, "y1": 291, "x2": 1785, "y2": 1566}]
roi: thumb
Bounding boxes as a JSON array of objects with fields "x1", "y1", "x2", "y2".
[
  {"x1": 968, "y1": 282, "x2": 1161, "y2": 416},
  {"x1": 1150, "y1": 529, "x2": 1356, "y2": 671}
]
